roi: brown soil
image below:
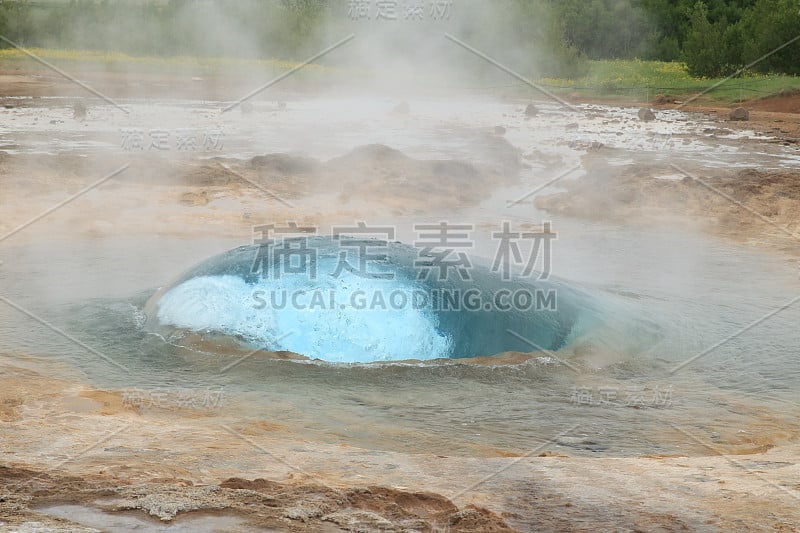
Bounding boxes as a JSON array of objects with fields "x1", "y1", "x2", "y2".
[
  {"x1": 1, "y1": 343, "x2": 799, "y2": 530},
  {"x1": 744, "y1": 89, "x2": 800, "y2": 114},
  {"x1": 0, "y1": 465, "x2": 512, "y2": 532},
  {"x1": 0, "y1": 68, "x2": 297, "y2": 102},
  {"x1": 654, "y1": 91, "x2": 800, "y2": 144},
  {"x1": 558, "y1": 89, "x2": 800, "y2": 144},
  {"x1": 0, "y1": 141, "x2": 520, "y2": 248},
  {"x1": 1, "y1": 322, "x2": 799, "y2": 532},
  {"x1": 535, "y1": 157, "x2": 800, "y2": 256}
]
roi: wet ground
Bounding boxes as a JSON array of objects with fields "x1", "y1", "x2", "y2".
[{"x1": 1, "y1": 89, "x2": 800, "y2": 531}]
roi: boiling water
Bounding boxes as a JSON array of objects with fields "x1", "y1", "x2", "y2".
[
  {"x1": 143, "y1": 238, "x2": 644, "y2": 363},
  {"x1": 2, "y1": 221, "x2": 798, "y2": 457}
]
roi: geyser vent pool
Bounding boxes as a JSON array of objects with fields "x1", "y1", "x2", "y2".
[{"x1": 144, "y1": 238, "x2": 606, "y2": 363}]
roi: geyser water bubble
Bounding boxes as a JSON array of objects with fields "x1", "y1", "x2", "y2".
[{"x1": 144, "y1": 237, "x2": 618, "y2": 364}]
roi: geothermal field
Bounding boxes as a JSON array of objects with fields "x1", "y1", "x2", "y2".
[{"x1": 1, "y1": 2, "x2": 800, "y2": 532}]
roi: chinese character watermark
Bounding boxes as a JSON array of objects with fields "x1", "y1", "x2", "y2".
[
  {"x1": 492, "y1": 221, "x2": 556, "y2": 280},
  {"x1": 570, "y1": 385, "x2": 673, "y2": 408},
  {"x1": 121, "y1": 388, "x2": 226, "y2": 410},
  {"x1": 248, "y1": 220, "x2": 558, "y2": 285},
  {"x1": 414, "y1": 222, "x2": 473, "y2": 281},
  {"x1": 346, "y1": 0, "x2": 453, "y2": 21},
  {"x1": 332, "y1": 222, "x2": 396, "y2": 280},
  {"x1": 120, "y1": 128, "x2": 224, "y2": 152},
  {"x1": 252, "y1": 223, "x2": 318, "y2": 279}
]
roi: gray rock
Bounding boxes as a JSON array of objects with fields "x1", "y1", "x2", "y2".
[
  {"x1": 730, "y1": 107, "x2": 749, "y2": 121},
  {"x1": 73, "y1": 100, "x2": 87, "y2": 120},
  {"x1": 113, "y1": 484, "x2": 222, "y2": 521},
  {"x1": 322, "y1": 510, "x2": 394, "y2": 530},
  {"x1": 638, "y1": 107, "x2": 656, "y2": 122},
  {"x1": 524, "y1": 103, "x2": 538, "y2": 117}
]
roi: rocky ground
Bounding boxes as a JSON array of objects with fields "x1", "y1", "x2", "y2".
[{"x1": 1, "y1": 355, "x2": 799, "y2": 532}]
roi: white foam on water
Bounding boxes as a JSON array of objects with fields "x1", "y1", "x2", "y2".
[{"x1": 154, "y1": 272, "x2": 452, "y2": 363}]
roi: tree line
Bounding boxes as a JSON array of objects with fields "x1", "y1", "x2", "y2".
[{"x1": 555, "y1": 0, "x2": 799, "y2": 76}]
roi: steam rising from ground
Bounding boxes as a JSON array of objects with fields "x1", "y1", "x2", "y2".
[{"x1": 5, "y1": 0, "x2": 637, "y2": 94}]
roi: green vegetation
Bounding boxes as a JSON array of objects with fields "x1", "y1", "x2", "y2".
[
  {"x1": 539, "y1": 0, "x2": 800, "y2": 78},
  {"x1": 680, "y1": 0, "x2": 800, "y2": 77},
  {"x1": 0, "y1": 46, "x2": 343, "y2": 87},
  {"x1": 505, "y1": 0, "x2": 800, "y2": 79},
  {"x1": 538, "y1": 59, "x2": 800, "y2": 104},
  {"x1": 0, "y1": 0, "x2": 797, "y2": 102},
  {"x1": 0, "y1": 0, "x2": 332, "y2": 59},
  {"x1": 0, "y1": 47, "x2": 327, "y2": 76}
]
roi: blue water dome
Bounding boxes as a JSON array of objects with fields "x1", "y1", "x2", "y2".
[{"x1": 144, "y1": 237, "x2": 615, "y2": 364}]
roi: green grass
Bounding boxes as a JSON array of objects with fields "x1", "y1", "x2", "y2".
[
  {"x1": 0, "y1": 48, "x2": 299, "y2": 70},
  {"x1": 1, "y1": 49, "x2": 798, "y2": 105},
  {"x1": 536, "y1": 59, "x2": 800, "y2": 104},
  {"x1": 0, "y1": 47, "x2": 335, "y2": 80}
]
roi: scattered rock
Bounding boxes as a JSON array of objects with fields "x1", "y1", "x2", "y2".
[
  {"x1": 494, "y1": 125, "x2": 506, "y2": 135},
  {"x1": 114, "y1": 484, "x2": 224, "y2": 521},
  {"x1": 538, "y1": 450, "x2": 571, "y2": 457},
  {"x1": 285, "y1": 505, "x2": 325, "y2": 521},
  {"x1": 219, "y1": 477, "x2": 282, "y2": 491},
  {"x1": 703, "y1": 127, "x2": 733, "y2": 136},
  {"x1": 322, "y1": 510, "x2": 395, "y2": 530},
  {"x1": 249, "y1": 153, "x2": 319, "y2": 174},
  {"x1": 448, "y1": 505, "x2": 515, "y2": 531},
  {"x1": 638, "y1": 107, "x2": 656, "y2": 122},
  {"x1": 72, "y1": 100, "x2": 86, "y2": 120},
  {"x1": 730, "y1": 107, "x2": 750, "y2": 121},
  {"x1": 392, "y1": 101, "x2": 410, "y2": 114},
  {"x1": 555, "y1": 436, "x2": 610, "y2": 452},
  {"x1": 277, "y1": 101, "x2": 287, "y2": 110},
  {"x1": 179, "y1": 190, "x2": 210, "y2": 206},
  {"x1": 524, "y1": 103, "x2": 538, "y2": 117}
]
